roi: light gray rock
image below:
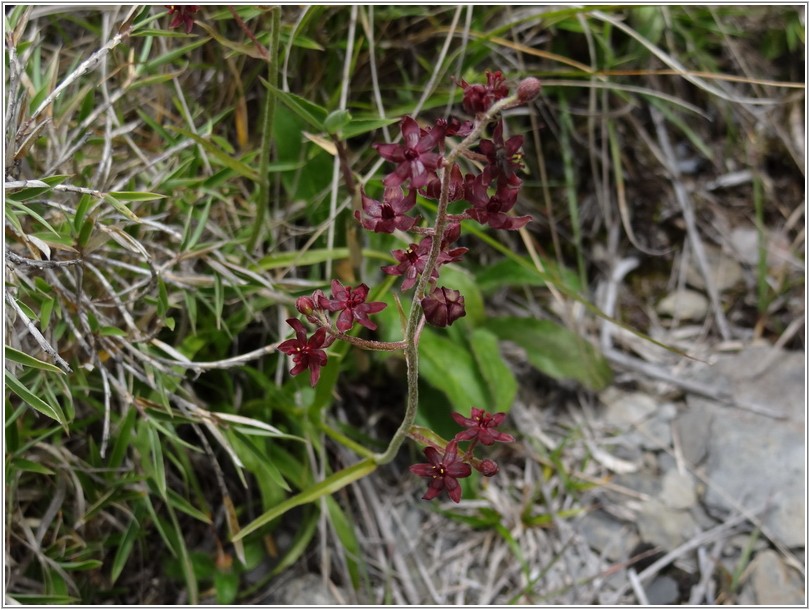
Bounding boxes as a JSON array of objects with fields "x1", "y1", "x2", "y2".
[
  {"x1": 660, "y1": 470, "x2": 697, "y2": 510},
  {"x1": 637, "y1": 498, "x2": 700, "y2": 550},
  {"x1": 715, "y1": 346, "x2": 804, "y2": 422},
  {"x1": 674, "y1": 346, "x2": 805, "y2": 548},
  {"x1": 600, "y1": 389, "x2": 658, "y2": 428},
  {"x1": 637, "y1": 416, "x2": 672, "y2": 450},
  {"x1": 748, "y1": 549, "x2": 805, "y2": 605},
  {"x1": 657, "y1": 288, "x2": 709, "y2": 320},
  {"x1": 578, "y1": 509, "x2": 639, "y2": 562},
  {"x1": 272, "y1": 573, "x2": 344, "y2": 605},
  {"x1": 673, "y1": 403, "x2": 713, "y2": 466},
  {"x1": 685, "y1": 244, "x2": 743, "y2": 292}
]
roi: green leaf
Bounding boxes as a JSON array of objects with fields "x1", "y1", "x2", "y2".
[
  {"x1": 110, "y1": 518, "x2": 139, "y2": 584},
  {"x1": 323, "y1": 109, "x2": 352, "y2": 135},
  {"x1": 325, "y1": 496, "x2": 364, "y2": 589},
  {"x1": 214, "y1": 569, "x2": 239, "y2": 605},
  {"x1": 475, "y1": 256, "x2": 582, "y2": 295},
  {"x1": 233, "y1": 458, "x2": 377, "y2": 541},
  {"x1": 342, "y1": 117, "x2": 399, "y2": 139},
  {"x1": 60, "y1": 560, "x2": 104, "y2": 571},
  {"x1": 4, "y1": 346, "x2": 65, "y2": 374},
  {"x1": 256, "y1": 247, "x2": 350, "y2": 270},
  {"x1": 484, "y1": 317, "x2": 613, "y2": 391},
  {"x1": 174, "y1": 129, "x2": 259, "y2": 181},
  {"x1": 469, "y1": 328, "x2": 517, "y2": 412},
  {"x1": 419, "y1": 328, "x2": 489, "y2": 411},
  {"x1": 107, "y1": 190, "x2": 166, "y2": 202},
  {"x1": 102, "y1": 193, "x2": 140, "y2": 222},
  {"x1": 8, "y1": 458, "x2": 55, "y2": 475},
  {"x1": 5, "y1": 370, "x2": 68, "y2": 428},
  {"x1": 167, "y1": 487, "x2": 212, "y2": 524},
  {"x1": 262, "y1": 80, "x2": 328, "y2": 130}
]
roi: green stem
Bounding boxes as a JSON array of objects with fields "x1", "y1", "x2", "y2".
[{"x1": 247, "y1": 7, "x2": 281, "y2": 251}]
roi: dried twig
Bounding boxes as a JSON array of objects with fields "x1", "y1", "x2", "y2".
[{"x1": 4, "y1": 290, "x2": 72, "y2": 373}]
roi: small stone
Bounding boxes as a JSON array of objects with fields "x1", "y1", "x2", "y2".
[
  {"x1": 660, "y1": 470, "x2": 697, "y2": 510},
  {"x1": 657, "y1": 289, "x2": 709, "y2": 320},
  {"x1": 645, "y1": 575, "x2": 680, "y2": 605},
  {"x1": 748, "y1": 549, "x2": 804, "y2": 605},
  {"x1": 578, "y1": 509, "x2": 639, "y2": 562},
  {"x1": 674, "y1": 400, "x2": 713, "y2": 466},
  {"x1": 685, "y1": 244, "x2": 743, "y2": 292},
  {"x1": 601, "y1": 389, "x2": 657, "y2": 428},
  {"x1": 637, "y1": 499, "x2": 699, "y2": 550}
]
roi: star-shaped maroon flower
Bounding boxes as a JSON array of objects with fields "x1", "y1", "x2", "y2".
[
  {"x1": 165, "y1": 5, "x2": 199, "y2": 34},
  {"x1": 409, "y1": 440, "x2": 472, "y2": 503},
  {"x1": 478, "y1": 120, "x2": 524, "y2": 188},
  {"x1": 319, "y1": 280, "x2": 387, "y2": 332},
  {"x1": 355, "y1": 186, "x2": 417, "y2": 233},
  {"x1": 451, "y1": 407, "x2": 515, "y2": 446},
  {"x1": 374, "y1": 116, "x2": 443, "y2": 189},
  {"x1": 464, "y1": 174, "x2": 531, "y2": 231},
  {"x1": 277, "y1": 318, "x2": 333, "y2": 386},
  {"x1": 457, "y1": 70, "x2": 510, "y2": 116}
]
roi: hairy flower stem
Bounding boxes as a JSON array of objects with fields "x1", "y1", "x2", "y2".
[{"x1": 373, "y1": 94, "x2": 519, "y2": 465}]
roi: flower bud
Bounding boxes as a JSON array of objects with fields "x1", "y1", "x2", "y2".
[
  {"x1": 421, "y1": 286, "x2": 466, "y2": 327},
  {"x1": 516, "y1": 77, "x2": 541, "y2": 104},
  {"x1": 296, "y1": 296, "x2": 315, "y2": 317},
  {"x1": 477, "y1": 459, "x2": 499, "y2": 477}
]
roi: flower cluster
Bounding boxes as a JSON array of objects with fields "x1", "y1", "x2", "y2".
[
  {"x1": 360, "y1": 69, "x2": 535, "y2": 322},
  {"x1": 281, "y1": 280, "x2": 387, "y2": 386},
  {"x1": 409, "y1": 407, "x2": 515, "y2": 503},
  {"x1": 277, "y1": 71, "x2": 539, "y2": 501}
]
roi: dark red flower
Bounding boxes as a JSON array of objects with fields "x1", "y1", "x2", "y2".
[
  {"x1": 165, "y1": 5, "x2": 199, "y2": 34},
  {"x1": 464, "y1": 174, "x2": 531, "y2": 231},
  {"x1": 382, "y1": 224, "x2": 466, "y2": 291},
  {"x1": 355, "y1": 186, "x2": 417, "y2": 233},
  {"x1": 457, "y1": 70, "x2": 510, "y2": 116},
  {"x1": 451, "y1": 407, "x2": 515, "y2": 446},
  {"x1": 478, "y1": 120, "x2": 524, "y2": 188},
  {"x1": 420, "y1": 163, "x2": 465, "y2": 202},
  {"x1": 319, "y1": 280, "x2": 387, "y2": 332},
  {"x1": 409, "y1": 440, "x2": 472, "y2": 503},
  {"x1": 278, "y1": 318, "x2": 333, "y2": 386},
  {"x1": 374, "y1": 116, "x2": 443, "y2": 189},
  {"x1": 421, "y1": 286, "x2": 466, "y2": 327},
  {"x1": 382, "y1": 238, "x2": 434, "y2": 291}
]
